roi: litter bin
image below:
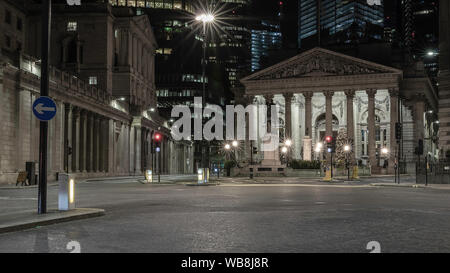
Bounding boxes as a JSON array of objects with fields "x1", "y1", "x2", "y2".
[{"x1": 58, "y1": 173, "x2": 75, "y2": 211}]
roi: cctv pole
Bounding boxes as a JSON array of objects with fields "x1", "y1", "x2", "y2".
[{"x1": 38, "y1": 0, "x2": 51, "y2": 214}]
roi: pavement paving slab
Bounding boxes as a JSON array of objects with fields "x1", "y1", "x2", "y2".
[{"x1": 0, "y1": 208, "x2": 105, "y2": 234}]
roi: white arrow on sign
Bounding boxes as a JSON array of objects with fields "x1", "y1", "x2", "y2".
[{"x1": 35, "y1": 103, "x2": 56, "y2": 115}]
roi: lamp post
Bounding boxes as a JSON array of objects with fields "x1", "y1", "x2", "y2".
[
  {"x1": 38, "y1": 0, "x2": 52, "y2": 214},
  {"x1": 196, "y1": 13, "x2": 215, "y2": 182}
]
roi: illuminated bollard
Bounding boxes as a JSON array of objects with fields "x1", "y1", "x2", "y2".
[
  {"x1": 323, "y1": 167, "x2": 332, "y2": 182},
  {"x1": 58, "y1": 173, "x2": 75, "y2": 211},
  {"x1": 197, "y1": 168, "x2": 210, "y2": 184},
  {"x1": 145, "y1": 170, "x2": 153, "y2": 183}
]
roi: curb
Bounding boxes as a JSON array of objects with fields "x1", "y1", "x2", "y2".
[
  {"x1": 0, "y1": 183, "x2": 58, "y2": 190},
  {"x1": 185, "y1": 183, "x2": 220, "y2": 186},
  {"x1": 0, "y1": 208, "x2": 105, "y2": 234},
  {"x1": 370, "y1": 183, "x2": 426, "y2": 188}
]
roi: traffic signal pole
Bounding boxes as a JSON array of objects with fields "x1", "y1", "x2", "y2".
[{"x1": 38, "y1": 0, "x2": 51, "y2": 214}]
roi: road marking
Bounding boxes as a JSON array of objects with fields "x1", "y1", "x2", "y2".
[
  {"x1": 0, "y1": 197, "x2": 38, "y2": 200},
  {"x1": 219, "y1": 184, "x2": 371, "y2": 188}
]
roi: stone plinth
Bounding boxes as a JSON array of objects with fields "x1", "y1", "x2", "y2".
[
  {"x1": 303, "y1": 137, "x2": 312, "y2": 161},
  {"x1": 261, "y1": 133, "x2": 281, "y2": 166}
]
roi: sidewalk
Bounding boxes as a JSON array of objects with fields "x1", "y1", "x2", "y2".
[{"x1": 0, "y1": 208, "x2": 105, "y2": 234}]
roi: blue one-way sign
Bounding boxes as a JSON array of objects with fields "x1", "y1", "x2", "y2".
[{"x1": 32, "y1": 96, "x2": 57, "y2": 121}]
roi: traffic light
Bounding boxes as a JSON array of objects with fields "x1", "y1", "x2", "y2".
[
  {"x1": 252, "y1": 146, "x2": 257, "y2": 154},
  {"x1": 395, "y1": 122, "x2": 402, "y2": 140},
  {"x1": 325, "y1": 136, "x2": 335, "y2": 153},
  {"x1": 417, "y1": 139, "x2": 424, "y2": 155},
  {"x1": 154, "y1": 133, "x2": 162, "y2": 150}
]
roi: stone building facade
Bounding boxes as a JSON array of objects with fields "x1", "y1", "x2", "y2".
[
  {"x1": 0, "y1": 1, "x2": 193, "y2": 184},
  {"x1": 240, "y1": 48, "x2": 438, "y2": 174}
]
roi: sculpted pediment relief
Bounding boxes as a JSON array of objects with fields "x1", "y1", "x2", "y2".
[{"x1": 242, "y1": 48, "x2": 402, "y2": 82}]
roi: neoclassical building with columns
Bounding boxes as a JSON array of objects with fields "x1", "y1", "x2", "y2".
[{"x1": 239, "y1": 48, "x2": 438, "y2": 174}]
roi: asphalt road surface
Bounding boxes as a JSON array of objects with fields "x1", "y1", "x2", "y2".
[{"x1": 0, "y1": 176, "x2": 449, "y2": 253}]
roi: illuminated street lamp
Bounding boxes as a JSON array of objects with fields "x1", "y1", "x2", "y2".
[
  {"x1": 344, "y1": 144, "x2": 351, "y2": 180},
  {"x1": 232, "y1": 140, "x2": 239, "y2": 147},
  {"x1": 284, "y1": 139, "x2": 292, "y2": 147},
  {"x1": 196, "y1": 13, "x2": 215, "y2": 23},
  {"x1": 344, "y1": 144, "x2": 351, "y2": 152},
  {"x1": 381, "y1": 147, "x2": 389, "y2": 155},
  {"x1": 315, "y1": 142, "x2": 323, "y2": 153},
  {"x1": 224, "y1": 143, "x2": 231, "y2": 150},
  {"x1": 195, "y1": 12, "x2": 215, "y2": 183},
  {"x1": 281, "y1": 146, "x2": 288, "y2": 154}
]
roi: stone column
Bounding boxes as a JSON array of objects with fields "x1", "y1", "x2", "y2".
[
  {"x1": 264, "y1": 94, "x2": 275, "y2": 131},
  {"x1": 86, "y1": 112, "x2": 94, "y2": 172},
  {"x1": 71, "y1": 107, "x2": 80, "y2": 172},
  {"x1": 345, "y1": 89, "x2": 356, "y2": 164},
  {"x1": 303, "y1": 92, "x2": 313, "y2": 161},
  {"x1": 79, "y1": 110, "x2": 87, "y2": 172},
  {"x1": 93, "y1": 115, "x2": 100, "y2": 172},
  {"x1": 135, "y1": 125, "x2": 143, "y2": 174},
  {"x1": 389, "y1": 88, "x2": 399, "y2": 174},
  {"x1": 324, "y1": 91, "x2": 334, "y2": 138},
  {"x1": 64, "y1": 103, "x2": 73, "y2": 173},
  {"x1": 102, "y1": 118, "x2": 110, "y2": 173},
  {"x1": 366, "y1": 89, "x2": 377, "y2": 171},
  {"x1": 303, "y1": 92, "x2": 313, "y2": 137},
  {"x1": 283, "y1": 93, "x2": 293, "y2": 139}
]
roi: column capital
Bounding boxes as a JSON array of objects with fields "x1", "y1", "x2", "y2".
[
  {"x1": 388, "y1": 87, "x2": 400, "y2": 97},
  {"x1": 366, "y1": 89, "x2": 377, "y2": 98},
  {"x1": 244, "y1": 94, "x2": 255, "y2": 104},
  {"x1": 303, "y1": 91, "x2": 314, "y2": 100},
  {"x1": 72, "y1": 106, "x2": 81, "y2": 117},
  {"x1": 283, "y1": 93, "x2": 294, "y2": 103},
  {"x1": 64, "y1": 103, "x2": 72, "y2": 111},
  {"x1": 80, "y1": 109, "x2": 88, "y2": 118},
  {"x1": 323, "y1": 91, "x2": 334, "y2": 98},
  {"x1": 344, "y1": 89, "x2": 355, "y2": 98},
  {"x1": 263, "y1": 94, "x2": 274, "y2": 104}
]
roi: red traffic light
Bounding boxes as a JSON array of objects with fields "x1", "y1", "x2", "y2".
[
  {"x1": 154, "y1": 133, "x2": 162, "y2": 141},
  {"x1": 325, "y1": 136, "x2": 332, "y2": 143}
]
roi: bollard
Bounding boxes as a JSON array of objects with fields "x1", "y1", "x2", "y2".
[
  {"x1": 58, "y1": 173, "x2": 75, "y2": 211},
  {"x1": 145, "y1": 169, "x2": 153, "y2": 183},
  {"x1": 323, "y1": 167, "x2": 332, "y2": 181},
  {"x1": 197, "y1": 168, "x2": 210, "y2": 184},
  {"x1": 352, "y1": 166, "x2": 359, "y2": 179}
]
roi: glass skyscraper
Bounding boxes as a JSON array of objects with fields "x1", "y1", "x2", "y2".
[
  {"x1": 298, "y1": 0, "x2": 384, "y2": 48},
  {"x1": 251, "y1": 20, "x2": 282, "y2": 71}
]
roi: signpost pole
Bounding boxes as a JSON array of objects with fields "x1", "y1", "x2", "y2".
[{"x1": 38, "y1": 0, "x2": 51, "y2": 214}]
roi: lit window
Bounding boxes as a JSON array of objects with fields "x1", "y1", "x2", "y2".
[
  {"x1": 89, "y1": 76, "x2": 98, "y2": 85},
  {"x1": 67, "y1": 21, "x2": 77, "y2": 32}
]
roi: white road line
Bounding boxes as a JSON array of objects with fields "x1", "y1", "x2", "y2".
[
  {"x1": 219, "y1": 184, "x2": 371, "y2": 188},
  {"x1": 0, "y1": 197, "x2": 38, "y2": 200}
]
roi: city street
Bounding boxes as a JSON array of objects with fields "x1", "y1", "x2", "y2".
[{"x1": 0, "y1": 175, "x2": 449, "y2": 253}]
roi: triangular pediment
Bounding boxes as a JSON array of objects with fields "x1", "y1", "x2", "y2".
[{"x1": 241, "y1": 47, "x2": 402, "y2": 82}]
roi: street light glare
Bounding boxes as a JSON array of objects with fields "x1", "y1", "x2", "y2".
[
  {"x1": 344, "y1": 145, "x2": 350, "y2": 152},
  {"x1": 224, "y1": 144, "x2": 231, "y2": 150},
  {"x1": 196, "y1": 14, "x2": 215, "y2": 23},
  {"x1": 232, "y1": 140, "x2": 238, "y2": 147},
  {"x1": 285, "y1": 139, "x2": 292, "y2": 147},
  {"x1": 281, "y1": 146, "x2": 288, "y2": 153}
]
